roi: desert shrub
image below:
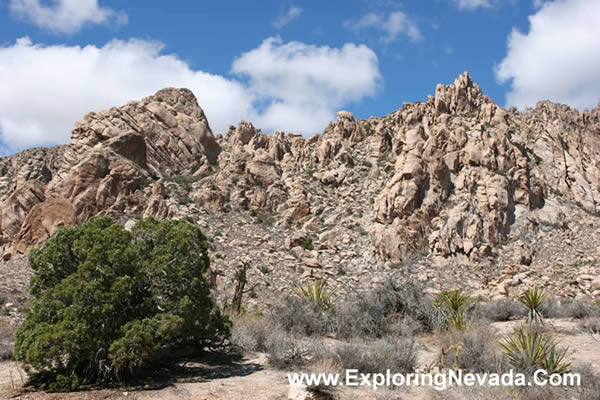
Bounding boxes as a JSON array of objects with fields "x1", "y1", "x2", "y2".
[
  {"x1": 0, "y1": 320, "x2": 16, "y2": 360},
  {"x1": 335, "y1": 281, "x2": 435, "y2": 339},
  {"x1": 578, "y1": 317, "x2": 600, "y2": 334},
  {"x1": 480, "y1": 299, "x2": 527, "y2": 322},
  {"x1": 268, "y1": 296, "x2": 334, "y2": 337},
  {"x1": 573, "y1": 363, "x2": 600, "y2": 400},
  {"x1": 538, "y1": 298, "x2": 600, "y2": 320},
  {"x1": 312, "y1": 336, "x2": 417, "y2": 374},
  {"x1": 264, "y1": 329, "x2": 304, "y2": 369},
  {"x1": 441, "y1": 325, "x2": 507, "y2": 373},
  {"x1": 558, "y1": 300, "x2": 599, "y2": 319},
  {"x1": 231, "y1": 314, "x2": 275, "y2": 352},
  {"x1": 14, "y1": 217, "x2": 230, "y2": 391},
  {"x1": 537, "y1": 297, "x2": 560, "y2": 318},
  {"x1": 0, "y1": 342, "x2": 13, "y2": 360}
]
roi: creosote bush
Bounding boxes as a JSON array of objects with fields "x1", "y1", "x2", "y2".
[{"x1": 15, "y1": 217, "x2": 230, "y2": 391}]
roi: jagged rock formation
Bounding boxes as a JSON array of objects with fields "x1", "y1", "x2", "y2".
[{"x1": 1, "y1": 72, "x2": 599, "y2": 302}]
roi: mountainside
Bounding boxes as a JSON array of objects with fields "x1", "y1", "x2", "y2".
[{"x1": 1, "y1": 72, "x2": 600, "y2": 305}]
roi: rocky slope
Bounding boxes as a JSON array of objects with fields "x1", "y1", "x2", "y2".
[{"x1": 1, "y1": 73, "x2": 599, "y2": 309}]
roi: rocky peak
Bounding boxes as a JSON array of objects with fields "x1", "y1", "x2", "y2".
[
  {"x1": 0, "y1": 88, "x2": 222, "y2": 258},
  {"x1": 1, "y1": 73, "x2": 600, "y2": 303},
  {"x1": 434, "y1": 71, "x2": 490, "y2": 116}
]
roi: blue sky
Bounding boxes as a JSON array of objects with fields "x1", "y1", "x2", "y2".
[{"x1": 0, "y1": 0, "x2": 599, "y2": 154}]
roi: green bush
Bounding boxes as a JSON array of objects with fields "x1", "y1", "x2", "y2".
[{"x1": 15, "y1": 217, "x2": 230, "y2": 391}]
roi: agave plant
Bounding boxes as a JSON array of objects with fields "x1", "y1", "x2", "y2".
[
  {"x1": 498, "y1": 327, "x2": 570, "y2": 374},
  {"x1": 297, "y1": 279, "x2": 334, "y2": 311},
  {"x1": 518, "y1": 288, "x2": 547, "y2": 325},
  {"x1": 434, "y1": 289, "x2": 472, "y2": 330}
]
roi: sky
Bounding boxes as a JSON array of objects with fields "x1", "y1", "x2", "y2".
[{"x1": 0, "y1": 0, "x2": 599, "y2": 154}]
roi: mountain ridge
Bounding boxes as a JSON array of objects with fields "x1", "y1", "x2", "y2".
[{"x1": 1, "y1": 71, "x2": 599, "y2": 303}]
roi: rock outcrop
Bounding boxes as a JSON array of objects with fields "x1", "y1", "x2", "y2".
[{"x1": 1, "y1": 72, "x2": 600, "y2": 302}]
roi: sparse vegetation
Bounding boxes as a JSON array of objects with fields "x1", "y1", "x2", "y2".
[
  {"x1": 165, "y1": 173, "x2": 203, "y2": 192},
  {"x1": 300, "y1": 237, "x2": 314, "y2": 250}
]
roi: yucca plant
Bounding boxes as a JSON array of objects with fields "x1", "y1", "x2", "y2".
[
  {"x1": 518, "y1": 288, "x2": 547, "y2": 325},
  {"x1": 434, "y1": 289, "x2": 472, "y2": 330},
  {"x1": 540, "y1": 342, "x2": 572, "y2": 374},
  {"x1": 297, "y1": 279, "x2": 334, "y2": 311},
  {"x1": 498, "y1": 327, "x2": 570, "y2": 374},
  {"x1": 435, "y1": 289, "x2": 472, "y2": 313},
  {"x1": 446, "y1": 309, "x2": 467, "y2": 330}
]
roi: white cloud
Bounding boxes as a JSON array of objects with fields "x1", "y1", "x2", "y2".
[
  {"x1": 454, "y1": 0, "x2": 492, "y2": 10},
  {"x1": 496, "y1": 0, "x2": 600, "y2": 110},
  {"x1": 533, "y1": 0, "x2": 544, "y2": 9},
  {"x1": 0, "y1": 36, "x2": 380, "y2": 151},
  {"x1": 231, "y1": 37, "x2": 381, "y2": 134},
  {"x1": 346, "y1": 11, "x2": 422, "y2": 42},
  {"x1": 9, "y1": 0, "x2": 127, "y2": 34},
  {"x1": 272, "y1": 6, "x2": 302, "y2": 29},
  {"x1": 0, "y1": 37, "x2": 255, "y2": 150}
]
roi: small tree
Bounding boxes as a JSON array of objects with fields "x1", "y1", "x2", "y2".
[{"x1": 15, "y1": 217, "x2": 230, "y2": 391}]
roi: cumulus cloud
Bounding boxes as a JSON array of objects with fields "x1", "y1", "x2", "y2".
[
  {"x1": 0, "y1": 37, "x2": 255, "y2": 150},
  {"x1": 496, "y1": 0, "x2": 600, "y2": 110},
  {"x1": 272, "y1": 6, "x2": 302, "y2": 29},
  {"x1": 0, "y1": 36, "x2": 380, "y2": 151},
  {"x1": 454, "y1": 0, "x2": 492, "y2": 10},
  {"x1": 346, "y1": 11, "x2": 421, "y2": 42},
  {"x1": 232, "y1": 37, "x2": 381, "y2": 134},
  {"x1": 9, "y1": 0, "x2": 127, "y2": 33}
]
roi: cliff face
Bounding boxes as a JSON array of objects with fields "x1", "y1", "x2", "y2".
[{"x1": 1, "y1": 72, "x2": 599, "y2": 300}]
